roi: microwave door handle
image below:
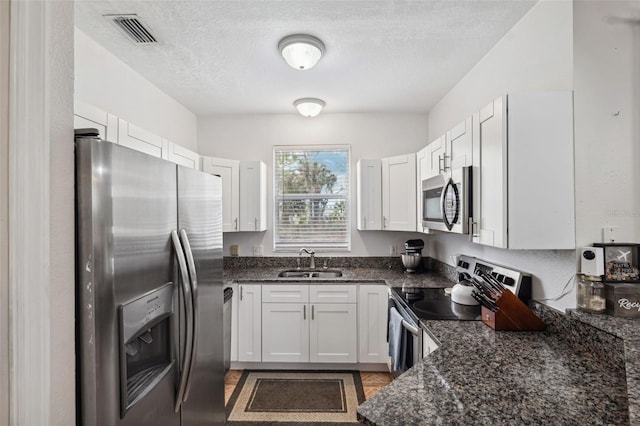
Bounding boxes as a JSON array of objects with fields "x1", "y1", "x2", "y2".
[
  {"x1": 171, "y1": 230, "x2": 194, "y2": 413},
  {"x1": 178, "y1": 229, "x2": 199, "y2": 403}
]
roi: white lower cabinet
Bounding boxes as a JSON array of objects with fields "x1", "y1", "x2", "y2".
[
  {"x1": 237, "y1": 284, "x2": 262, "y2": 362},
  {"x1": 261, "y1": 284, "x2": 358, "y2": 364},
  {"x1": 357, "y1": 284, "x2": 389, "y2": 363},
  {"x1": 309, "y1": 303, "x2": 357, "y2": 363},
  {"x1": 262, "y1": 303, "x2": 309, "y2": 362}
]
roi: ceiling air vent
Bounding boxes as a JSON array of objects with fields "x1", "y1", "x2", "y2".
[{"x1": 104, "y1": 14, "x2": 157, "y2": 44}]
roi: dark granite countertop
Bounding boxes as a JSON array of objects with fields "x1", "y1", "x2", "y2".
[
  {"x1": 223, "y1": 260, "x2": 636, "y2": 425},
  {"x1": 357, "y1": 314, "x2": 630, "y2": 425}
]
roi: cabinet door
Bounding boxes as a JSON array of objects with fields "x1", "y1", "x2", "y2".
[
  {"x1": 237, "y1": 284, "x2": 261, "y2": 362},
  {"x1": 262, "y1": 303, "x2": 309, "y2": 362},
  {"x1": 506, "y1": 92, "x2": 575, "y2": 249},
  {"x1": 421, "y1": 136, "x2": 446, "y2": 180},
  {"x1": 309, "y1": 303, "x2": 357, "y2": 363},
  {"x1": 201, "y1": 157, "x2": 240, "y2": 233},
  {"x1": 382, "y1": 154, "x2": 417, "y2": 231},
  {"x1": 73, "y1": 100, "x2": 118, "y2": 141},
  {"x1": 356, "y1": 159, "x2": 382, "y2": 231},
  {"x1": 446, "y1": 116, "x2": 473, "y2": 170},
  {"x1": 117, "y1": 118, "x2": 167, "y2": 159},
  {"x1": 472, "y1": 97, "x2": 507, "y2": 248},
  {"x1": 358, "y1": 285, "x2": 389, "y2": 363},
  {"x1": 239, "y1": 161, "x2": 267, "y2": 231},
  {"x1": 165, "y1": 140, "x2": 199, "y2": 170}
]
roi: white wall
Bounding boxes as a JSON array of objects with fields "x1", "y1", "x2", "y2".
[
  {"x1": 426, "y1": 0, "x2": 577, "y2": 311},
  {"x1": 198, "y1": 113, "x2": 429, "y2": 256},
  {"x1": 0, "y1": 1, "x2": 9, "y2": 423},
  {"x1": 573, "y1": 0, "x2": 640, "y2": 247},
  {"x1": 50, "y1": 3, "x2": 76, "y2": 424},
  {"x1": 74, "y1": 28, "x2": 198, "y2": 150}
]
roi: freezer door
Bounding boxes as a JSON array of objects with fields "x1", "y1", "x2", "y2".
[
  {"x1": 176, "y1": 166, "x2": 225, "y2": 425},
  {"x1": 76, "y1": 137, "x2": 180, "y2": 426}
]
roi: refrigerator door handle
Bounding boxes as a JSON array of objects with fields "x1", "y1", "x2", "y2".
[
  {"x1": 179, "y1": 229, "x2": 199, "y2": 402},
  {"x1": 171, "y1": 230, "x2": 194, "y2": 413}
]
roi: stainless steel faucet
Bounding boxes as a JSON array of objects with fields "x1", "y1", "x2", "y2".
[{"x1": 298, "y1": 248, "x2": 316, "y2": 269}]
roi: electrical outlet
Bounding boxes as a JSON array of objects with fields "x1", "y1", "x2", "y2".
[
  {"x1": 390, "y1": 244, "x2": 398, "y2": 256},
  {"x1": 253, "y1": 244, "x2": 264, "y2": 256},
  {"x1": 603, "y1": 226, "x2": 618, "y2": 243}
]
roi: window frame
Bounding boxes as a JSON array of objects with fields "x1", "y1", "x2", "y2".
[{"x1": 272, "y1": 144, "x2": 351, "y2": 253}]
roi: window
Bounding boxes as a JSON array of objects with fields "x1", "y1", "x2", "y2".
[{"x1": 274, "y1": 146, "x2": 350, "y2": 251}]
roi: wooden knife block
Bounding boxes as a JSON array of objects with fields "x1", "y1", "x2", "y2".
[{"x1": 481, "y1": 290, "x2": 545, "y2": 331}]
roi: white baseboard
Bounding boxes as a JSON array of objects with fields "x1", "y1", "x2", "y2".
[{"x1": 229, "y1": 362, "x2": 389, "y2": 372}]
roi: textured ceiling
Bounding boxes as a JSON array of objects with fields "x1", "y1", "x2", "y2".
[{"x1": 74, "y1": 0, "x2": 537, "y2": 116}]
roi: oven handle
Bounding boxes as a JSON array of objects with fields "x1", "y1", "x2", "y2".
[{"x1": 401, "y1": 319, "x2": 419, "y2": 336}]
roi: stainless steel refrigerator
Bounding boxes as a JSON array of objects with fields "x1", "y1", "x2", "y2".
[{"x1": 75, "y1": 130, "x2": 225, "y2": 425}]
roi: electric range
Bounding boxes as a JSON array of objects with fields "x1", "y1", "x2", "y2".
[
  {"x1": 390, "y1": 287, "x2": 481, "y2": 321},
  {"x1": 390, "y1": 255, "x2": 532, "y2": 322}
]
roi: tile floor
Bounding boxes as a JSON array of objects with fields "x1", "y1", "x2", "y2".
[{"x1": 224, "y1": 370, "x2": 392, "y2": 405}]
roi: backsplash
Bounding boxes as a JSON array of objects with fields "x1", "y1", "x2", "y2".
[
  {"x1": 223, "y1": 256, "x2": 458, "y2": 277},
  {"x1": 223, "y1": 256, "x2": 405, "y2": 270}
]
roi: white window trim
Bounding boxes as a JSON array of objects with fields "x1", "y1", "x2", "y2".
[{"x1": 273, "y1": 145, "x2": 351, "y2": 253}]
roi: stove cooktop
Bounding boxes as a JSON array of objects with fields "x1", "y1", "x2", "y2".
[{"x1": 391, "y1": 287, "x2": 481, "y2": 321}]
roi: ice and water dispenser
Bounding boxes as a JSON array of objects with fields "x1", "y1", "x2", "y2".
[{"x1": 118, "y1": 283, "x2": 175, "y2": 417}]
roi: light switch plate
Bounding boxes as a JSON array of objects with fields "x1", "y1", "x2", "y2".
[
  {"x1": 603, "y1": 226, "x2": 618, "y2": 243},
  {"x1": 230, "y1": 244, "x2": 239, "y2": 257},
  {"x1": 253, "y1": 245, "x2": 264, "y2": 256}
]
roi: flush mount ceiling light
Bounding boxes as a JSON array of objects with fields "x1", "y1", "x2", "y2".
[
  {"x1": 294, "y1": 98, "x2": 326, "y2": 117},
  {"x1": 278, "y1": 34, "x2": 325, "y2": 70}
]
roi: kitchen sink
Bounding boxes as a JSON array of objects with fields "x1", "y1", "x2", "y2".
[{"x1": 277, "y1": 270, "x2": 343, "y2": 278}]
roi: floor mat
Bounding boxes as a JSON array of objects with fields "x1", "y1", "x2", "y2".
[{"x1": 226, "y1": 370, "x2": 365, "y2": 424}]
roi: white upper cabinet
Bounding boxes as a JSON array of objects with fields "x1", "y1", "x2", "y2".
[
  {"x1": 117, "y1": 118, "x2": 168, "y2": 159},
  {"x1": 165, "y1": 140, "x2": 200, "y2": 170},
  {"x1": 446, "y1": 116, "x2": 473, "y2": 171},
  {"x1": 471, "y1": 92, "x2": 575, "y2": 249},
  {"x1": 73, "y1": 100, "x2": 118, "y2": 141},
  {"x1": 356, "y1": 159, "x2": 382, "y2": 231},
  {"x1": 201, "y1": 157, "x2": 240, "y2": 233},
  {"x1": 239, "y1": 161, "x2": 267, "y2": 232},
  {"x1": 201, "y1": 157, "x2": 267, "y2": 233},
  {"x1": 418, "y1": 136, "x2": 446, "y2": 181},
  {"x1": 382, "y1": 153, "x2": 417, "y2": 232}
]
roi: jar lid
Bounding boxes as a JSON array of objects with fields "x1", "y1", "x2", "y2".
[{"x1": 578, "y1": 273, "x2": 602, "y2": 282}]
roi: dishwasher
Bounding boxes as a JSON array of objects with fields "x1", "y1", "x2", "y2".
[{"x1": 223, "y1": 286, "x2": 233, "y2": 373}]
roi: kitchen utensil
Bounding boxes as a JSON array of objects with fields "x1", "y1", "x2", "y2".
[{"x1": 401, "y1": 252, "x2": 422, "y2": 273}]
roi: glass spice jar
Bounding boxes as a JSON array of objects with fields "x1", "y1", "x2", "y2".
[{"x1": 576, "y1": 274, "x2": 606, "y2": 314}]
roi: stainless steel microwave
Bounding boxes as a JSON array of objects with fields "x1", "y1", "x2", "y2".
[{"x1": 422, "y1": 166, "x2": 471, "y2": 234}]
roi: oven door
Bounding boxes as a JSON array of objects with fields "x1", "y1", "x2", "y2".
[{"x1": 387, "y1": 297, "x2": 422, "y2": 377}]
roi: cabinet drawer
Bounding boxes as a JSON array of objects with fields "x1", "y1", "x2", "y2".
[
  {"x1": 262, "y1": 285, "x2": 309, "y2": 303},
  {"x1": 309, "y1": 285, "x2": 356, "y2": 304}
]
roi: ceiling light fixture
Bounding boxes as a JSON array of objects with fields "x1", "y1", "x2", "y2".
[
  {"x1": 294, "y1": 98, "x2": 325, "y2": 117},
  {"x1": 278, "y1": 34, "x2": 325, "y2": 70}
]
